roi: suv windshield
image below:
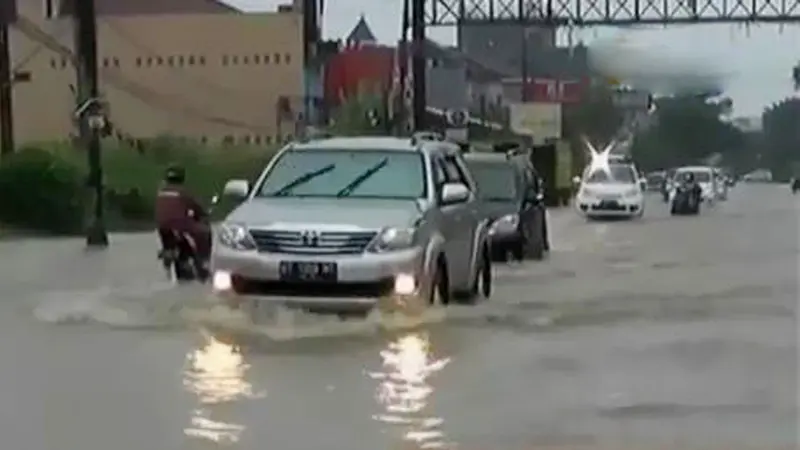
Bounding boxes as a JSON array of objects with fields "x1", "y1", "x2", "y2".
[
  {"x1": 585, "y1": 164, "x2": 636, "y2": 184},
  {"x1": 466, "y1": 161, "x2": 518, "y2": 201},
  {"x1": 255, "y1": 149, "x2": 426, "y2": 199}
]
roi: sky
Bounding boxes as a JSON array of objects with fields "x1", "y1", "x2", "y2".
[{"x1": 228, "y1": 0, "x2": 800, "y2": 116}]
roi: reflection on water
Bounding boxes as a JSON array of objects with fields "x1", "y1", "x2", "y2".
[
  {"x1": 368, "y1": 332, "x2": 452, "y2": 449},
  {"x1": 183, "y1": 331, "x2": 264, "y2": 444}
]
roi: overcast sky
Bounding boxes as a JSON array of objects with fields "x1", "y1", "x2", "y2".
[{"x1": 227, "y1": 0, "x2": 799, "y2": 116}]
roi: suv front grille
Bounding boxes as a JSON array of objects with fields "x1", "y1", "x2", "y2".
[{"x1": 248, "y1": 229, "x2": 378, "y2": 255}]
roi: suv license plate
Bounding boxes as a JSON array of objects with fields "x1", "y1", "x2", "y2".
[{"x1": 279, "y1": 261, "x2": 337, "y2": 282}]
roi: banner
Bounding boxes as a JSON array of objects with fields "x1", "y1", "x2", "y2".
[{"x1": 509, "y1": 103, "x2": 561, "y2": 140}]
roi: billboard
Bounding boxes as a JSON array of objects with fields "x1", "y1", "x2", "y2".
[{"x1": 509, "y1": 103, "x2": 561, "y2": 140}]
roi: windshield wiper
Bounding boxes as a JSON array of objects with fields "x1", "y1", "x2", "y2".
[
  {"x1": 336, "y1": 158, "x2": 389, "y2": 197},
  {"x1": 269, "y1": 164, "x2": 336, "y2": 197}
]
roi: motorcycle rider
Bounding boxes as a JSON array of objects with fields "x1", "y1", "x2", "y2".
[
  {"x1": 155, "y1": 165, "x2": 212, "y2": 266},
  {"x1": 681, "y1": 171, "x2": 702, "y2": 202},
  {"x1": 791, "y1": 177, "x2": 800, "y2": 193}
]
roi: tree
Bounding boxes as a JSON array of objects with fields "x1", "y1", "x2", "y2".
[
  {"x1": 630, "y1": 94, "x2": 745, "y2": 171},
  {"x1": 562, "y1": 84, "x2": 624, "y2": 149},
  {"x1": 761, "y1": 97, "x2": 800, "y2": 181}
]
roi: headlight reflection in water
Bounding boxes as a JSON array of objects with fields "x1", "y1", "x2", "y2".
[
  {"x1": 182, "y1": 331, "x2": 265, "y2": 444},
  {"x1": 368, "y1": 332, "x2": 452, "y2": 449}
]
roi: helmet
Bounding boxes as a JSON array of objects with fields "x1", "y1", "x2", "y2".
[
  {"x1": 164, "y1": 165, "x2": 185, "y2": 184},
  {"x1": 683, "y1": 172, "x2": 695, "y2": 182}
]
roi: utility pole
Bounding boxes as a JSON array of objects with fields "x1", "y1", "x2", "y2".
[
  {"x1": 0, "y1": 0, "x2": 15, "y2": 156},
  {"x1": 411, "y1": 0, "x2": 426, "y2": 131},
  {"x1": 72, "y1": 0, "x2": 108, "y2": 247}
]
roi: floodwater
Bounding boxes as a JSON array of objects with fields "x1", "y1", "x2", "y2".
[{"x1": 0, "y1": 184, "x2": 796, "y2": 450}]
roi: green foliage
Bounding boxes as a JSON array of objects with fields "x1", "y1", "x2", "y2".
[
  {"x1": 0, "y1": 138, "x2": 278, "y2": 235},
  {"x1": 0, "y1": 147, "x2": 85, "y2": 234},
  {"x1": 562, "y1": 84, "x2": 625, "y2": 147},
  {"x1": 631, "y1": 94, "x2": 746, "y2": 171},
  {"x1": 761, "y1": 97, "x2": 800, "y2": 181}
]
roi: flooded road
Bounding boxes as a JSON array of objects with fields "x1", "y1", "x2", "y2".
[{"x1": 0, "y1": 184, "x2": 796, "y2": 450}]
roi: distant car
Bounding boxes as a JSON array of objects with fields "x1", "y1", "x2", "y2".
[
  {"x1": 211, "y1": 135, "x2": 493, "y2": 320},
  {"x1": 463, "y1": 152, "x2": 547, "y2": 261},
  {"x1": 575, "y1": 163, "x2": 645, "y2": 219},
  {"x1": 673, "y1": 166, "x2": 717, "y2": 203},
  {"x1": 646, "y1": 171, "x2": 666, "y2": 191}
]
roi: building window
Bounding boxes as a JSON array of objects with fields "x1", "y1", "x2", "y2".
[
  {"x1": 199, "y1": 136, "x2": 207, "y2": 144},
  {"x1": 242, "y1": 55, "x2": 249, "y2": 64},
  {"x1": 50, "y1": 58, "x2": 57, "y2": 69},
  {"x1": 284, "y1": 53, "x2": 291, "y2": 63},
  {"x1": 146, "y1": 57, "x2": 153, "y2": 66},
  {"x1": 222, "y1": 55, "x2": 228, "y2": 66},
  {"x1": 222, "y1": 135, "x2": 234, "y2": 145},
  {"x1": 112, "y1": 57, "x2": 120, "y2": 67},
  {"x1": 254, "y1": 136, "x2": 261, "y2": 145},
  {"x1": 253, "y1": 54, "x2": 260, "y2": 64},
  {"x1": 198, "y1": 56, "x2": 206, "y2": 65},
  {"x1": 187, "y1": 55, "x2": 194, "y2": 65},
  {"x1": 264, "y1": 136, "x2": 272, "y2": 144},
  {"x1": 156, "y1": 56, "x2": 164, "y2": 65},
  {"x1": 60, "y1": 59, "x2": 67, "y2": 68},
  {"x1": 242, "y1": 136, "x2": 251, "y2": 144},
  {"x1": 231, "y1": 55, "x2": 238, "y2": 65},
  {"x1": 102, "y1": 57, "x2": 109, "y2": 67},
  {"x1": 167, "y1": 56, "x2": 174, "y2": 66},
  {"x1": 178, "y1": 55, "x2": 184, "y2": 66},
  {"x1": 274, "y1": 53, "x2": 281, "y2": 64},
  {"x1": 263, "y1": 54, "x2": 270, "y2": 64},
  {"x1": 135, "y1": 57, "x2": 142, "y2": 67}
]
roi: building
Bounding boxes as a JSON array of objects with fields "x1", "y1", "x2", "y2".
[
  {"x1": 325, "y1": 17, "x2": 509, "y2": 130},
  {"x1": 9, "y1": 0, "x2": 305, "y2": 145}
]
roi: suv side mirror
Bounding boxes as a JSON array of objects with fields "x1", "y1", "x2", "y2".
[
  {"x1": 223, "y1": 179, "x2": 250, "y2": 198},
  {"x1": 440, "y1": 182, "x2": 470, "y2": 204}
]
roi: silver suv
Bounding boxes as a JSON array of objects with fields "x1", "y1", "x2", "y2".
[{"x1": 211, "y1": 135, "x2": 492, "y2": 317}]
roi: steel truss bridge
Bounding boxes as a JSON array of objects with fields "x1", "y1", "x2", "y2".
[{"x1": 424, "y1": 0, "x2": 800, "y2": 26}]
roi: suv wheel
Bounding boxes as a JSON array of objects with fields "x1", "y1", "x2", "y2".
[
  {"x1": 429, "y1": 258, "x2": 450, "y2": 306},
  {"x1": 458, "y1": 245, "x2": 492, "y2": 304}
]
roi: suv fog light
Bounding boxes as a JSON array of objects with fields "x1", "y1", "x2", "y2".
[
  {"x1": 213, "y1": 271, "x2": 232, "y2": 291},
  {"x1": 394, "y1": 274, "x2": 416, "y2": 295}
]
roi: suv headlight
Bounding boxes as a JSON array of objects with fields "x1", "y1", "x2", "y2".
[
  {"x1": 369, "y1": 227, "x2": 416, "y2": 252},
  {"x1": 489, "y1": 214, "x2": 518, "y2": 234},
  {"x1": 218, "y1": 222, "x2": 256, "y2": 250}
]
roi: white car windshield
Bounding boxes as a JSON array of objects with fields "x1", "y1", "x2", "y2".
[
  {"x1": 255, "y1": 149, "x2": 426, "y2": 199},
  {"x1": 585, "y1": 164, "x2": 637, "y2": 184},
  {"x1": 678, "y1": 170, "x2": 712, "y2": 182}
]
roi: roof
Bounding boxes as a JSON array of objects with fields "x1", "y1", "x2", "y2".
[
  {"x1": 676, "y1": 166, "x2": 714, "y2": 172},
  {"x1": 345, "y1": 15, "x2": 376, "y2": 44},
  {"x1": 291, "y1": 136, "x2": 460, "y2": 154},
  {"x1": 56, "y1": 0, "x2": 238, "y2": 16}
]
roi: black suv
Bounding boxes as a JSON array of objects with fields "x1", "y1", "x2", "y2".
[{"x1": 463, "y1": 151, "x2": 549, "y2": 261}]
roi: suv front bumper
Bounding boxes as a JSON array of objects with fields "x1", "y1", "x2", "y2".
[{"x1": 210, "y1": 245, "x2": 428, "y2": 312}]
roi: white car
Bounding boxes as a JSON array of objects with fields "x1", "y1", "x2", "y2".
[
  {"x1": 575, "y1": 163, "x2": 645, "y2": 219},
  {"x1": 673, "y1": 166, "x2": 717, "y2": 203}
]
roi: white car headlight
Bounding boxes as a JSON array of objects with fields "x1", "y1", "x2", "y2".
[
  {"x1": 218, "y1": 223, "x2": 256, "y2": 250},
  {"x1": 489, "y1": 214, "x2": 519, "y2": 234},
  {"x1": 369, "y1": 227, "x2": 416, "y2": 252}
]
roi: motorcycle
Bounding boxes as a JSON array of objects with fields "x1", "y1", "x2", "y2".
[
  {"x1": 791, "y1": 178, "x2": 800, "y2": 194},
  {"x1": 670, "y1": 183, "x2": 701, "y2": 215},
  {"x1": 157, "y1": 195, "x2": 217, "y2": 283}
]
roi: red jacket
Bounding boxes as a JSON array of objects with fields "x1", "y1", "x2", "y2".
[{"x1": 154, "y1": 185, "x2": 206, "y2": 231}]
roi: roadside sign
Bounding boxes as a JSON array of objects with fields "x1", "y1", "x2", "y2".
[
  {"x1": 446, "y1": 109, "x2": 468, "y2": 127},
  {"x1": 509, "y1": 103, "x2": 561, "y2": 141}
]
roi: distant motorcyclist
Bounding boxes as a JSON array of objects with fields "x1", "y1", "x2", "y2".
[
  {"x1": 791, "y1": 177, "x2": 800, "y2": 194},
  {"x1": 155, "y1": 165, "x2": 212, "y2": 263}
]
